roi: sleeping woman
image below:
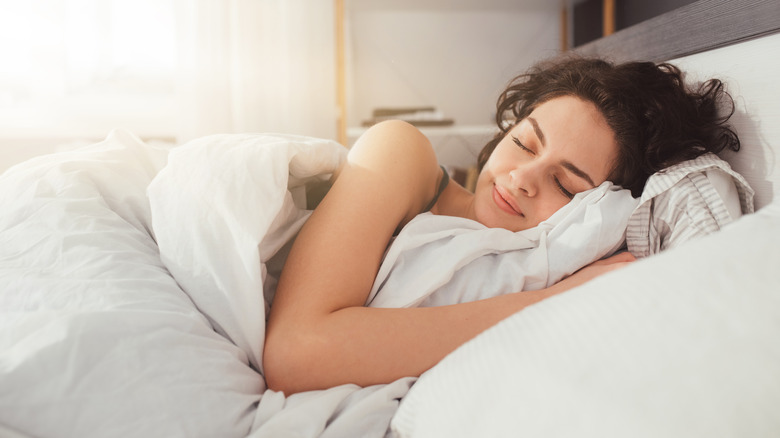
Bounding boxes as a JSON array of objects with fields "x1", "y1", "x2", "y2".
[{"x1": 263, "y1": 56, "x2": 739, "y2": 394}]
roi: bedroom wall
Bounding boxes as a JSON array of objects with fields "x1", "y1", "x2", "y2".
[
  {"x1": 345, "y1": 1, "x2": 561, "y2": 129},
  {"x1": 344, "y1": 0, "x2": 561, "y2": 169}
]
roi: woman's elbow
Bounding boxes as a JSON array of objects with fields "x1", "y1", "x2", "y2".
[{"x1": 263, "y1": 327, "x2": 325, "y2": 395}]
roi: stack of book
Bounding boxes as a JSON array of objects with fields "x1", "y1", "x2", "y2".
[{"x1": 362, "y1": 107, "x2": 454, "y2": 127}]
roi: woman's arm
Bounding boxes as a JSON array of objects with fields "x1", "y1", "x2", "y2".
[{"x1": 263, "y1": 120, "x2": 633, "y2": 394}]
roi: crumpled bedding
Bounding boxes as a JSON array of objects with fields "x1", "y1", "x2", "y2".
[
  {"x1": 0, "y1": 131, "x2": 262, "y2": 438},
  {"x1": 369, "y1": 183, "x2": 638, "y2": 308},
  {"x1": 147, "y1": 131, "x2": 346, "y2": 373},
  {"x1": 0, "y1": 130, "x2": 639, "y2": 437}
]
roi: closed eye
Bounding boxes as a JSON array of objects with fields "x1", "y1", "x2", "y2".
[
  {"x1": 512, "y1": 136, "x2": 535, "y2": 155},
  {"x1": 554, "y1": 177, "x2": 574, "y2": 199}
]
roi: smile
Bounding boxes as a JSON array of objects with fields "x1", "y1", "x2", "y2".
[{"x1": 492, "y1": 184, "x2": 523, "y2": 216}]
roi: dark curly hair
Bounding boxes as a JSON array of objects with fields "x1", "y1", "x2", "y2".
[{"x1": 477, "y1": 56, "x2": 740, "y2": 197}]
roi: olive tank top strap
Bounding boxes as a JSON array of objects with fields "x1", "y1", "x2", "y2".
[{"x1": 422, "y1": 166, "x2": 450, "y2": 213}]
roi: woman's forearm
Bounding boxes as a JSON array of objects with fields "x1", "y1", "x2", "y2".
[
  {"x1": 263, "y1": 285, "x2": 563, "y2": 394},
  {"x1": 263, "y1": 252, "x2": 634, "y2": 395}
]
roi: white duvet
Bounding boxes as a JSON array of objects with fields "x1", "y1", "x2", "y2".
[
  {"x1": 0, "y1": 130, "x2": 638, "y2": 437},
  {"x1": 0, "y1": 131, "x2": 262, "y2": 437}
]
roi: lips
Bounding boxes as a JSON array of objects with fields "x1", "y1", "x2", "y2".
[{"x1": 492, "y1": 184, "x2": 523, "y2": 216}]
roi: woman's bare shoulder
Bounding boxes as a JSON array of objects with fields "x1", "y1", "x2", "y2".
[
  {"x1": 349, "y1": 120, "x2": 437, "y2": 170},
  {"x1": 345, "y1": 120, "x2": 441, "y2": 215}
]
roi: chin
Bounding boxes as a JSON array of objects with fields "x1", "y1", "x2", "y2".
[{"x1": 483, "y1": 215, "x2": 527, "y2": 232}]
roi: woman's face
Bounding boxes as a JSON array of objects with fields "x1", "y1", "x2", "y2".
[{"x1": 473, "y1": 95, "x2": 618, "y2": 232}]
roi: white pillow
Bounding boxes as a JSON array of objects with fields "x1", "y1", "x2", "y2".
[{"x1": 391, "y1": 200, "x2": 780, "y2": 438}]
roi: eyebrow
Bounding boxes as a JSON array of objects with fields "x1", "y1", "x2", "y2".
[
  {"x1": 527, "y1": 116, "x2": 596, "y2": 188},
  {"x1": 528, "y1": 117, "x2": 546, "y2": 146},
  {"x1": 562, "y1": 161, "x2": 596, "y2": 187}
]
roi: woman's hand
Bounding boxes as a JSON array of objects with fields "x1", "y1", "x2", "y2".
[{"x1": 555, "y1": 251, "x2": 636, "y2": 292}]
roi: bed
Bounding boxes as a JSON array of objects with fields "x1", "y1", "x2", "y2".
[{"x1": 1, "y1": 1, "x2": 779, "y2": 437}]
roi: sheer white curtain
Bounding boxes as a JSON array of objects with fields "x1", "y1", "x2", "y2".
[{"x1": 174, "y1": 0, "x2": 338, "y2": 142}]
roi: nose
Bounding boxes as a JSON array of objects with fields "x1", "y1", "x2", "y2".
[{"x1": 509, "y1": 164, "x2": 539, "y2": 197}]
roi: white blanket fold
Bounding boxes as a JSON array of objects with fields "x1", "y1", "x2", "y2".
[{"x1": 147, "y1": 133, "x2": 347, "y2": 373}]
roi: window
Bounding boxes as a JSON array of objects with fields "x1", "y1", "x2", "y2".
[{"x1": 0, "y1": 0, "x2": 176, "y2": 139}]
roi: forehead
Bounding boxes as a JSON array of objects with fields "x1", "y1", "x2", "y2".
[
  {"x1": 521, "y1": 95, "x2": 619, "y2": 180},
  {"x1": 529, "y1": 96, "x2": 608, "y2": 130}
]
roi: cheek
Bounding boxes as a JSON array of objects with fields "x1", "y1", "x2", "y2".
[
  {"x1": 474, "y1": 162, "x2": 498, "y2": 196},
  {"x1": 534, "y1": 196, "x2": 570, "y2": 224},
  {"x1": 473, "y1": 173, "x2": 492, "y2": 211},
  {"x1": 472, "y1": 173, "x2": 502, "y2": 226}
]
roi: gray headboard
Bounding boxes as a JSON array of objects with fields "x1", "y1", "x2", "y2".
[{"x1": 575, "y1": 0, "x2": 780, "y2": 63}]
